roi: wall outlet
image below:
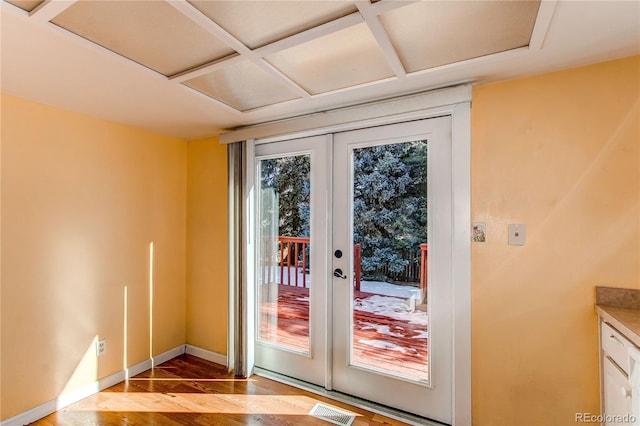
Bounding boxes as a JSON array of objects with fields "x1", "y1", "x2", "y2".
[{"x1": 97, "y1": 338, "x2": 107, "y2": 357}]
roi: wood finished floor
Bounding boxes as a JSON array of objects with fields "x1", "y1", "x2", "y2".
[{"x1": 31, "y1": 354, "x2": 410, "y2": 425}]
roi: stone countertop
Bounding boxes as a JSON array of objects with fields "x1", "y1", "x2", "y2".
[
  {"x1": 595, "y1": 304, "x2": 640, "y2": 347},
  {"x1": 595, "y1": 286, "x2": 640, "y2": 347}
]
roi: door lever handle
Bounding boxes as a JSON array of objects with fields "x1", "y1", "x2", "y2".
[{"x1": 333, "y1": 268, "x2": 347, "y2": 279}]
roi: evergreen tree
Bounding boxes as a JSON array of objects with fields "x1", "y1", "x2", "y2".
[
  {"x1": 259, "y1": 143, "x2": 427, "y2": 284},
  {"x1": 353, "y1": 141, "x2": 427, "y2": 282},
  {"x1": 259, "y1": 155, "x2": 311, "y2": 238}
]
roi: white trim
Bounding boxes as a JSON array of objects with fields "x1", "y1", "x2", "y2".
[
  {"x1": 219, "y1": 84, "x2": 471, "y2": 144},
  {"x1": 451, "y1": 102, "x2": 472, "y2": 426},
  {"x1": 167, "y1": 0, "x2": 251, "y2": 56},
  {"x1": 529, "y1": 0, "x2": 558, "y2": 51},
  {"x1": 355, "y1": 1, "x2": 406, "y2": 78},
  {"x1": 30, "y1": 0, "x2": 76, "y2": 23},
  {"x1": 244, "y1": 141, "x2": 256, "y2": 377},
  {"x1": 0, "y1": 345, "x2": 186, "y2": 426},
  {"x1": 324, "y1": 133, "x2": 335, "y2": 392},
  {"x1": 254, "y1": 12, "x2": 363, "y2": 58},
  {"x1": 126, "y1": 357, "x2": 153, "y2": 380},
  {"x1": 153, "y1": 345, "x2": 186, "y2": 367},
  {"x1": 185, "y1": 345, "x2": 228, "y2": 367}
]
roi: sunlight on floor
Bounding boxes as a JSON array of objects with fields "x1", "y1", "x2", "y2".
[{"x1": 69, "y1": 392, "x2": 361, "y2": 416}]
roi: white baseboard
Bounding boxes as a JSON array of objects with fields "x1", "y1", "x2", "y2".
[
  {"x1": 126, "y1": 357, "x2": 153, "y2": 380},
  {"x1": 153, "y1": 345, "x2": 187, "y2": 367},
  {"x1": 185, "y1": 344, "x2": 227, "y2": 367},
  {"x1": 0, "y1": 344, "x2": 186, "y2": 426}
]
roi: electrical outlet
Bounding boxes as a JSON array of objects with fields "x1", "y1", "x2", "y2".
[{"x1": 97, "y1": 338, "x2": 107, "y2": 357}]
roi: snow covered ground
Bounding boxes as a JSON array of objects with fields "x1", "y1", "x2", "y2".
[
  {"x1": 354, "y1": 294, "x2": 428, "y2": 326},
  {"x1": 360, "y1": 280, "x2": 421, "y2": 299}
]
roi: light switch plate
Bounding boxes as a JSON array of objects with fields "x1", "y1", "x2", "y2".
[{"x1": 508, "y1": 224, "x2": 526, "y2": 246}]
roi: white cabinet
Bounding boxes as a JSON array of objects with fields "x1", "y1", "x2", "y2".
[
  {"x1": 604, "y1": 356, "x2": 633, "y2": 423},
  {"x1": 600, "y1": 321, "x2": 638, "y2": 426}
]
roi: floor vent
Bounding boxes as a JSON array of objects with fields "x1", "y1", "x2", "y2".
[{"x1": 309, "y1": 403, "x2": 356, "y2": 426}]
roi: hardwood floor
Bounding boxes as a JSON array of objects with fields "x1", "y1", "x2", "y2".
[{"x1": 31, "y1": 354, "x2": 411, "y2": 426}]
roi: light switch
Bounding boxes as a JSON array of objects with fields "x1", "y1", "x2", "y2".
[{"x1": 508, "y1": 224, "x2": 526, "y2": 246}]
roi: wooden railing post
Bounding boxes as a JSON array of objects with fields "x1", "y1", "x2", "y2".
[
  {"x1": 278, "y1": 236, "x2": 311, "y2": 288},
  {"x1": 354, "y1": 243, "x2": 361, "y2": 291},
  {"x1": 420, "y1": 243, "x2": 428, "y2": 301}
]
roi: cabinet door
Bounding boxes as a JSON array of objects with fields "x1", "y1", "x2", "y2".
[{"x1": 604, "y1": 357, "x2": 633, "y2": 425}]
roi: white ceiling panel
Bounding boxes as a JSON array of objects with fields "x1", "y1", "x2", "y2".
[
  {"x1": 183, "y1": 60, "x2": 301, "y2": 111},
  {"x1": 1, "y1": 0, "x2": 638, "y2": 139},
  {"x1": 187, "y1": 0, "x2": 358, "y2": 50},
  {"x1": 50, "y1": 0, "x2": 235, "y2": 76},
  {"x1": 380, "y1": 0, "x2": 540, "y2": 73},
  {"x1": 266, "y1": 23, "x2": 394, "y2": 95}
]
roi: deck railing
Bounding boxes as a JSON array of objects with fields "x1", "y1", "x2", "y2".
[
  {"x1": 278, "y1": 236, "x2": 309, "y2": 288},
  {"x1": 276, "y1": 237, "x2": 427, "y2": 293},
  {"x1": 354, "y1": 243, "x2": 428, "y2": 292}
]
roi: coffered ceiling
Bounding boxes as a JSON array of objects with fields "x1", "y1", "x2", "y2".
[{"x1": 1, "y1": 0, "x2": 639, "y2": 139}]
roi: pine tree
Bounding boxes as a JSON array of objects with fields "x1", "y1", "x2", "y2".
[
  {"x1": 259, "y1": 155, "x2": 311, "y2": 238},
  {"x1": 353, "y1": 141, "x2": 427, "y2": 283}
]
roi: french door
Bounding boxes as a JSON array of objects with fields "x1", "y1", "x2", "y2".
[
  {"x1": 253, "y1": 135, "x2": 329, "y2": 386},
  {"x1": 252, "y1": 117, "x2": 453, "y2": 424}
]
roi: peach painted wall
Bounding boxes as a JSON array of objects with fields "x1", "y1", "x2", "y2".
[
  {"x1": 0, "y1": 94, "x2": 187, "y2": 420},
  {"x1": 186, "y1": 137, "x2": 228, "y2": 354},
  {"x1": 471, "y1": 56, "x2": 639, "y2": 425}
]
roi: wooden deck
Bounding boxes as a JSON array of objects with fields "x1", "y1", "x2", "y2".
[{"x1": 259, "y1": 285, "x2": 428, "y2": 381}]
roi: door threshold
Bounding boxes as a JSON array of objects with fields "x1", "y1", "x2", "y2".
[{"x1": 253, "y1": 367, "x2": 448, "y2": 426}]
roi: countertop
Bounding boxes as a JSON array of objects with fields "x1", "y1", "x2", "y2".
[
  {"x1": 595, "y1": 286, "x2": 640, "y2": 347},
  {"x1": 595, "y1": 304, "x2": 640, "y2": 347}
]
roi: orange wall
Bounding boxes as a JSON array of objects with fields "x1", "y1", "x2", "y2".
[
  {"x1": 0, "y1": 95, "x2": 187, "y2": 420},
  {"x1": 1, "y1": 55, "x2": 639, "y2": 423},
  {"x1": 471, "y1": 56, "x2": 640, "y2": 425},
  {"x1": 186, "y1": 137, "x2": 228, "y2": 354}
]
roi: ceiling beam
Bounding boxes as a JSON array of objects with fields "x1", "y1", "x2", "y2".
[
  {"x1": 355, "y1": 1, "x2": 406, "y2": 78},
  {"x1": 169, "y1": 54, "x2": 244, "y2": 83},
  {"x1": 254, "y1": 12, "x2": 364, "y2": 58},
  {"x1": 369, "y1": 0, "x2": 420, "y2": 16},
  {"x1": 30, "y1": 0, "x2": 76, "y2": 23},
  {"x1": 529, "y1": 0, "x2": 558, "y2": 51},
  {"x1": 167, "y1": 0, "x2": 311, "y2": 99}
]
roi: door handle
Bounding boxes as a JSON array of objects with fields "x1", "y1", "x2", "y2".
[{"x1": 333, "y1": 268, "x2": 347, "y2": 279}]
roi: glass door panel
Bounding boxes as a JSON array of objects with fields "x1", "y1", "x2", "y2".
[
  {"x1": 351, "y1": 140, "x2": 429, "y2": 382},
  {"x1": 253, "y1": 135, "x2": 328, "y2": 387},
  {"x1": 257, "y1": 154, "x2": 311, "y2": 353}
]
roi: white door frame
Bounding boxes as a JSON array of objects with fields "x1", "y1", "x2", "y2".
[{"x1": 238, "y1": 90, "x2": 471, "y2": 425}]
